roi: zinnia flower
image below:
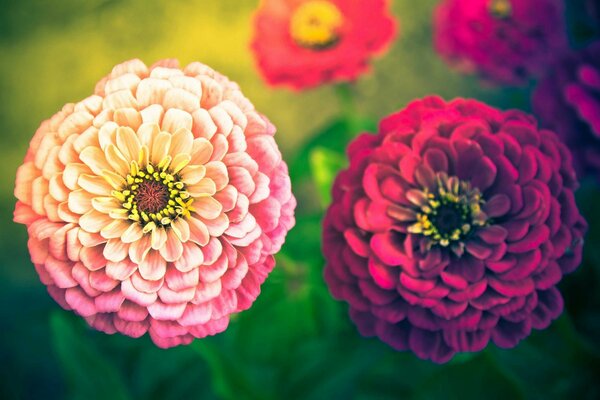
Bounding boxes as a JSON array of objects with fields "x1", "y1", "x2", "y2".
[
  {"x1": 323, "y1": 96, "x2": 586, "y2": 363},
  {"x1": 434, "y1": 0, "x2": 567, "y2": 85},
  {"x1": 13, "y1": 59, "x2": 296, "y2": 348},
  {"x1": 533, "y1": 41, "x2": 600, "y2": 181},
  {"x1": 251, "y1": 0, "x2": 397, "y2": 90}
]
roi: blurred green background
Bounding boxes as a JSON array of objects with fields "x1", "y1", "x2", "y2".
[{"x1": 1, "y1": 0, "x2": 599, "y2": 399}]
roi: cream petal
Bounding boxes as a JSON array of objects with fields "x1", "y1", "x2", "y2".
[
  {"x1": 137, "y1": 123, "x2": 159, "y2": 149},
  {"x1": 228, "y1": 166, "x2": 255, "y2": 197},
  {"x1": 128, "y1": 234, "x2": 152, "y2": 264},
  {"x1": 122, "y1": 223, "x2": 143, "y2": 243},
  {"x1": 208, "y1": 105, "x2": 234, "y2": 136},
  {"x1": 63, "y1": 163, "x2": 91, "y2": 190},
  {"x1": 220, "y1": 100, "x2": 248, "y2": 130},
  {"x1": 58, "y1": 202, "x2": 80, "y2": 223},
  {"x1": 103, "y1": 89, "x2": 138, "y2": 110},
  {"x1": 105, "y1": 260, "x2": 137, "y2": 281},
  {"x1": 181, "y1": 165, "x2": 206, "y2": 185},
  {"x1": 150, "y1": 131, "x2": 171, "y2": 166},
  {"x1": 79, "y1": 147, "x2": 112, "y2": 176},
  {"x1": 165, "y1": 263, "x2": 200, "y2": 290},
  {"x1": 173, "y1": 241, "x2": 204, "y2": 272},
  {"x1": 170, "y1": 218, "x2": 190, "y2": 242},
  {"x1": 191, "y1": 108, "x2": 217, "y2": 139},
  {"x1": 100, "y1": 219, "x2": 130, "y2": 239},
  {"x1": 121, "y1": 278, "x2": 158, "y2": 307},
  {"x1": 105, "y1": 144, "x2": 130, "y2": 176},
  {"x1": 170, "y1": 128, "x2": 194, "y2": 157},
  {"x1": 78, "y1": 174, "x2": 112, "y2": 196},
  {"x1": 163, "y1": 87, "x2": 199, "y2": 113},
  {"x1": 114, "y1": 108, "x2": 142, "y2": 131},
  {"x1": 136, "y1": 78, "x2": 172, "y2": 108},
  {"x1": 209, "y1": 134, "x2": 229, "y2": 161},
  {"x1": 151, "y1": 227, "x2": 168, "y2": 250},
  {"x1": 116, "y1": 126, "x2": 142, "y2": 161},
  {"x1": 102, "y1": 170, "x2": 127, "y2": 190},
  {"x1": 79, "y1": 210, "x2": 113, "y2": 233},
  {"x1": 79, "y1": 244, "x2": 107, "y2": 271},
  {"x1": 162, "y1": 108, "x2": 192, "y2": 132},
  {"x1": 140, "y1": 104, "x2": 164, "y2": 125},
  {"x1": 190, "y1": 138, "x2": 214, "y2": 165},
  {"x1": 205, "y1": 161, "x2": 228, "y2": 190},
  {"x1": 187, "y1": 178, "x2": 216, "y2": 197},
  {"x1": 73, "y1": 126, "x2": 100, "y2": 153},
  {"x1": 187, "y1": 217, "x2": 209, "y2": 246},
  {"x1": 31, "y1": 177, "x2": 48, "y2": 215},
  {"x1": 198, "y1": 76, "x2": 223, "y2": 108},
  {"x1": 92, "y1": 197, "x2": 122, "y2": 214},
  {"x1": 98, "y1": 121, "x2": 119, "y2": 151},
  {"x1": 159, "y1": 229, "x2": 183, "y2": 262},
  {"x1": 58, "y1": 135, "x2": 79, "y2": 165},
  {"x1": 68, "y1": 189, "x2": 94, "y2": 214},
  {"x1": 14, "y1": 162, "x2": 37, "y2": 205},
  {"x1": 109, "y1": 59, "x2": 148, "y2": 80},
  {"x1": 169, "y1": 75, "x2": 202, "y2": 97},
  {"x1": 194, "y1": 197, "x2": 223, "y2": 220},
  {"x1": 105, "y1": 73, "x2": 141, "y2": 95},
  {"x1": 103, "y1": 238, "x2": 129, "y2": 262},
  {"x1": 171, "y1": 153, "x2": 191, "y2": 174},
  {"x1": 77, "y1": 229, "x2": 106, "y2": 247},
  {"x1": 203, "y1": 213, "x2": 229, "y2": 237},
  {"x1": 137, "y1": 250, "x2": 167, "y2": 281},
  {"x1": 131, "y1": 271, "x2": 164, "y2": 294}
]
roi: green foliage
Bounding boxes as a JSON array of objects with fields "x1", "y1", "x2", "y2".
[
  {"x1": 309, "y1": 147, "x2": 347, "y2": 207},
  {"x1": 50, "y1": 311, "x2": 130, "y2": 400}
]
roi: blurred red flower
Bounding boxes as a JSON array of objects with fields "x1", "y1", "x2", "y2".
[
  {"x1": 251, "y1": 0, "x2": 397, "y2": 90},
  {"x1": 434, "y1": 0, "x2": 567, "y2": 85}
]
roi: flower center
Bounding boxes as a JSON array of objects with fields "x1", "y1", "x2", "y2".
[
  {"x1": 112, "y1": 162, "x2": 194, "y2": 231},
  {"x1": 290, "y1": 0, "x2": 343, "y2": 50},
  {"x1": 488, "y1": 0, "x2": 512, "y2": 19},
  {"x1": 405, "y1": 174, "x2": 487, "y2": 249}
]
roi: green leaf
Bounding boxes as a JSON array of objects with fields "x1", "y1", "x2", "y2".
[
  {"x1": 191, "y1": 339, "x2": 273, "y2": 400},
  {"x1": 289, "y1": 117, "x2": 376, "y2": 185},
  {"x1": 50, "y1": 311, "x2": 130, "y2": 400},
  {"x1": 413, "y1": 353, "x2": 525, "y2": 400},
  {"x1": 309, "y1": 147, "x2": 347, "y2": 207}
]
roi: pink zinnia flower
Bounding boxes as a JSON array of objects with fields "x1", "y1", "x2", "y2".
[
  {"x1": 251, "y1": 0, "x2": 397, "y2": 90},
  {"x1": 434, "y1": 0, "x2": 567, "y2": 85},
  {"x1": 533, "y1": 41, "x2": 600, "y2": 181},
  {"x1": 323, "y1": 97, "x2": 586, "y2": 363},
  {"x1": 13, "y1": 59, "x2": 296, "y2": 348}
]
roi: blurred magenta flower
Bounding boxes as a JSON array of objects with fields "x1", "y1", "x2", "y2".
[
  {"x1": 13, "y1": 59, "x2": 296, "y2": 348},
  {"x1": 533, "y1": 41, "x2": 600, "y2": 181},
  {"x1": 323, "y1": 97, "x2": 586, "y2": 363},
  {"x1": 251, "y1": 0, "x2": 397, "y2": 90},
  {"x1": 434, "y1": 0, "x2": 567, "y2": 85}
]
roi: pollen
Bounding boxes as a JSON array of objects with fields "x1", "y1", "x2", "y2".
[
  {"x1": 406, "y1": 173, "x2": 488, "y2": 252},
  {"x1": 111, "y1": 159, "x2": 194, "y2": 231},
  {"x1": 290, "y1": 0, "x2": 343, "y2": 50},
  {"x1": 488, "y1": 0, "x2": 512, "y2": 19}
]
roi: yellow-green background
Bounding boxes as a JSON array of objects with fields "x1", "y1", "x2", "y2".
[{"x1": 1, "y1": 1, "x2": 599, "y2": 399}]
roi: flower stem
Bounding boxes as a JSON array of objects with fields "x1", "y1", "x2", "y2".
[{"x1": 335, "y1": 82, "x2": 362, "y2": 139}]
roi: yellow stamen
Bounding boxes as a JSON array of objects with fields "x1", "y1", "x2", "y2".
[{"x1": 290, "y1": 0, "x2": 343, "y2": 50}]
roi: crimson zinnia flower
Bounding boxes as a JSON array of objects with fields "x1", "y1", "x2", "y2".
[
  {"x1": 13, "y1": 59, "x2": 296, "y2": 347},
  {"x1": 323, "y1": 97, "x2": 586, "y2": 363},
  {"x1": 434, "y1": 0, "x2": 567, "y2": 85},
  {"x1": 251, "y1": 0, "x2": 397, "y2": 90},
  {"x1": 533, "y1": 41, "x2": 600, "y2": 181}
]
